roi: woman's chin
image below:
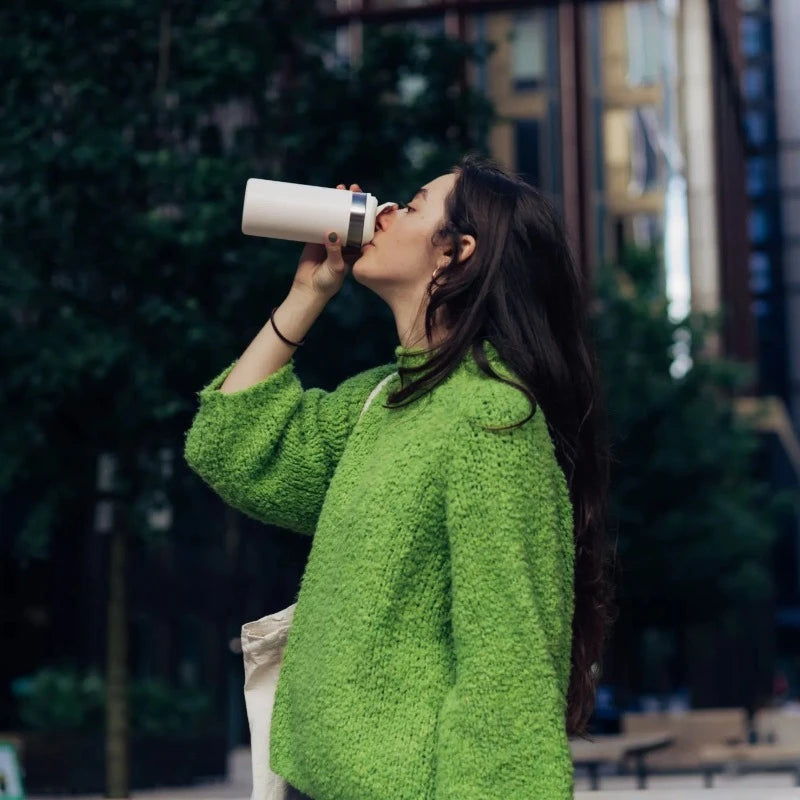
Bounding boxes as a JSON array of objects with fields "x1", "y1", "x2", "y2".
[
  {"x1": 351, "y1": 258, "x2": 365, "y2": 285},
  {"x1": 353, "y1": 251, "x2": 402, "y2": 292},
  {"x1": 351, "y1": 256, "x2": 377, "y2": 287}
]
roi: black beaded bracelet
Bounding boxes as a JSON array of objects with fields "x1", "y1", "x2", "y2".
[{"x1": 270, "y1": 307, "x2": 306, "y2": 348}]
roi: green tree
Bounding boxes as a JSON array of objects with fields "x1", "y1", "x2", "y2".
[
  {"x1": 0, "y1": 2, "x2": 492, "y2": 794},
  {"x1": 593, "y1": 247, "x2": 790, "y2": 701}
]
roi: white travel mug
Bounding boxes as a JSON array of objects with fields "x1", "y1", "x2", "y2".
[{"x1": 241, "y1": 179, "x2": 397, "y2": 248}]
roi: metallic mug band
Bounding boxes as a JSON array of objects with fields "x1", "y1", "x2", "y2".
[{"x1": 346, "y1": 192, "x2": 368, "y2": 248}]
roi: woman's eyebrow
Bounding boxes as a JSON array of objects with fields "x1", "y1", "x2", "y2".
[{"x1": 412, "y1": 187, "x2": 429, "y2": 200}]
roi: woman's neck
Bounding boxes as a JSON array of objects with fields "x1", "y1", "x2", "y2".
[{"x1": 393, "y1": 302, "x2": 448, "y2": 350}]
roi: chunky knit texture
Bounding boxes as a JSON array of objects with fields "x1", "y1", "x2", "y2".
[{"x1": 184, "y1": 341, "x2": 575, "y2": 800}]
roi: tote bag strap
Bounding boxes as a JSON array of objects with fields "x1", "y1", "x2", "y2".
[{"x1": 359, "y1": 371, "x2": 398, "y2": 421}]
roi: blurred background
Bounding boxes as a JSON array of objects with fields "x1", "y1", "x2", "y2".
[{"x1": 2, "y1": 0, "x2": 800, "y2": 795}]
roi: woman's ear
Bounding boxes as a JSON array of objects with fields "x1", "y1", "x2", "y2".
[
  {"x1": 439, "y1": 235, "x2": 476, "y2": 270},
  {"x1": 457, "y1": 234, "x2": 476, "y2": 264}
]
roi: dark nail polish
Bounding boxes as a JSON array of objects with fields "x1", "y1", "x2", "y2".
[{"x1": 329, "y1": 233, "x2": 338, "y2": 243}]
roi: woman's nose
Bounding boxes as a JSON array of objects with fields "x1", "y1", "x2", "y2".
[{"x1": 375, "y1": 203, "x2": 398, "y2": 231}]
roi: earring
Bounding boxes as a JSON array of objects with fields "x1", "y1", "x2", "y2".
[{"x1": 432, "y1": 266, "x2": 441, "y2": 281}]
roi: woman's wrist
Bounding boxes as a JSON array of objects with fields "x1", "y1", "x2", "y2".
[
  {"x1": 275, "y1": 288, "x2": 328, "y2": 343},
  {"x1": 218, "y1": 288, "x2": 327, "y2": 394},
  {"x1": 286, "y1": 283, "x2": 330, "y2": 312}
]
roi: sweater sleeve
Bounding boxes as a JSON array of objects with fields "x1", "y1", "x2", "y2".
[
  {"x1": 434, "y1": 414, "x2": 576, "y2": 800},
  {"x1": 183, "y1": 360, "x2": 396, "y2": 534}
]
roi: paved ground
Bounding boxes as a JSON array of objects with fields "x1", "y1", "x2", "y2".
[{"x1": 27, "y1": 748, "x2": 800, "y2": 799}]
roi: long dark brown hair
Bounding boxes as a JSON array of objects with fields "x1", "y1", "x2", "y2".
[{"x1": 387, "y1": 154, "x2": 616, "y2": 738}]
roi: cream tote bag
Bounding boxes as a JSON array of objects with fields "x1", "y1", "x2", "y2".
[{"x1": 242, "y1": 371, "x2": 397, "y2": 800}]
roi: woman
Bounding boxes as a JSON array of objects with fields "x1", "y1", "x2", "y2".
[{"x1": 184, "y1": 155, "x2": 614, "y2": 799}]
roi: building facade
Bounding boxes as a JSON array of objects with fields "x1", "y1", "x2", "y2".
[
  {"x1": 325, "y1": 0, "x2": 799, "y2": 713},
  {"x1": 326, "y1": 0, "x2": 754, "y2": 356},
  {"x1": 743, "y1": 0, "x2": 800, "y2": 674}
]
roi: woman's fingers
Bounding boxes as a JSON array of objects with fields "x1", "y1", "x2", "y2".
[{"x1": 324, "y1": 232, "x2": 346, "y2": 274}]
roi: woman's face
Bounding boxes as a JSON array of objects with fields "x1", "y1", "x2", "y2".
[{"x1": 352, "y1": 172, "x2": 456, "y2": 298}]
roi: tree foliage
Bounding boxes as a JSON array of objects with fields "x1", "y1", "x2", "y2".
[
  {"x1": 0, "y1": 1, "x2": 493, "y2": 561},
  {"x1": 14, "y1": 666, "x2": 214, "y2": 735},
  {"x1": 1, "y1": 1, "x2": 787, "y2": 719},
  {"x1": 593, "y1": 248, "x2": 786, "y2": 634}
]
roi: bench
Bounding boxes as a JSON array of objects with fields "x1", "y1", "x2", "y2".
[
  {"x1": 753, "y1": 707, "x2": 800, "y2": 746},
  {"x1": 697, "y1": 709, "x2": 800, "y2": 787},
  {"x1": 620, "y1": 708, "x2": 749, "y2": 772},
  {"x1": 570, "y1": 731, "x2": 674, "y2": 790},
  {"x1": 698, "y1": 742, "x2": 800, "y2": 786}
]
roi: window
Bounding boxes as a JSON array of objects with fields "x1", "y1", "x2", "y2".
[
  {"x1": 749, "y1": 251, "x2": 772, "y2": 294},
  {"x1": 739, "y1": 0, "x2": 767, "y2": 14},
  {"x1": 511, "y1": 10, "x2": 547, "y2": 89},
  {"x1": 626, "y1": 0, "x2": 661, "y2": 86},
  {"x1": 747, "y1": 157, "x2": 773, "y2": 196},
  {"x1": 744, "y1": 110, "x2": 770, "y2": 147},
  {"x1": 741, "y1": 16, "x2": 767, "y2": 57},
  {"x1": 748, "y1": 207, "x2": 771, "y2": 243},
  {"x1": 741, "y1": 66, "x2": 766, "y2": 101},
  {"x1": 515, "y1": 119, "x2": 541, "y2": 187},
  {"x1": 603, "y1": 107, "x2": 662, "y2": 198},
  {"x1": 631, "y1": 107, "x2": 661, "y2": 192}
]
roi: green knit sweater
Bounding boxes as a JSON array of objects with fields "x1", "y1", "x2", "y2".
[{"x1": 184, "y1": 341, "x2": 575, "y2": 800}]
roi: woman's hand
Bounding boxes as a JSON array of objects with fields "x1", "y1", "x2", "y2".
[{"x1": 291, "y1": 183, "x2": 364, "y2": 302}]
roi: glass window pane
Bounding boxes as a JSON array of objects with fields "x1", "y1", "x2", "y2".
[
  {"x1": 749, "y1": 250, "x2": 772, "y2": 293},
  {"x1": 749, "y1": 208, "x2": 771, "y2": 242},
  {"x1": 741, "y1": 17, "x2": 766, "y2": 57},
  {"x1": 745, "y1": 110, "x2": 769, "y2": 146},
  {"x1": 511, "y1": 11, "x2": 547, "y2": 88},
  {"x1": 631, "y1": 107, "x2": 661, "y2": 191},
  {"x1": 747, "y1": 156, "x2": 773, "y2": 196},
  {"x1": 626, "y1": 0, "x2": 661, "y2": 86},
  {"x1": 742, "y1": 66, "x2": 766, "y2": 100}
]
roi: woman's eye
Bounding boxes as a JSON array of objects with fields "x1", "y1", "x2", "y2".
[{"x1": 399, "y1": 202, "x2": 414, "y2": 213}]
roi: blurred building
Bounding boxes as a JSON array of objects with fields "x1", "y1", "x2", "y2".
[
  {"x1": 325, "y1": 0, "x2": 753, "y2": 355},
  {"x1": 770, "y1": 1, "x2": 800, "y2": 435},
  {"x1": 324, "y1": 0, "x2": 800, "y2": 714},
  {"x1": 741, "y1": 0, "x2": 800, "y2": 668}
]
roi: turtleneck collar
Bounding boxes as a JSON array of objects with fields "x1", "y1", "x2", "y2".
[
  {"x1": 394, "y1": 339, "x2": 506, "y2": 374},
  {"x1": 394, "y1": 343, "x2": 432, "y2": 371}
]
